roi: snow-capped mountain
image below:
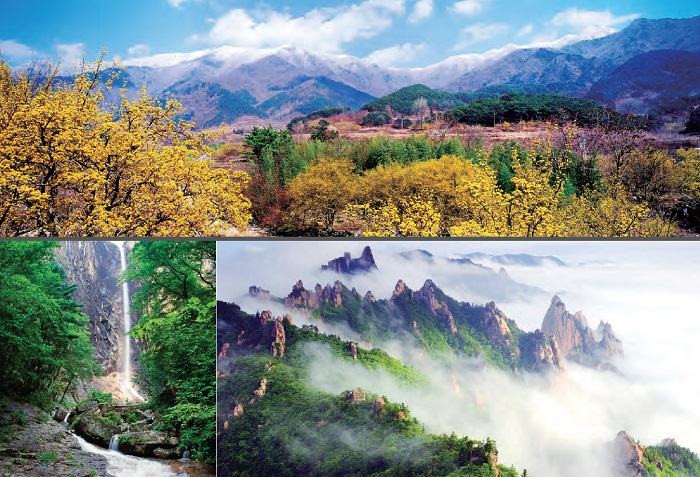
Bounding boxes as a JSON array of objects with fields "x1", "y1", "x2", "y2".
[{"x1": 110, "y1": 15, "x2": 700, "y2": 128}]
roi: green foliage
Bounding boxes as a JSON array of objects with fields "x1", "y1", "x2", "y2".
[
  {"x1": 118, "y1": 435, "x2": 136, "y2": 446},
  {"x1": 10, "y1": 409, "x2": 27, "y2": 425},
  {"x1": 287, "y1": 107, "x2": 350, "y2": 130},
  {"x1": 125, "y1": 241, "x2": 216, "y2": 464},
  {"x1": 362, "y1": 84, "x2": 461, "y2": 115},
  {"x1": 644, "y1": 443, "x2": 700, "y2": 477},
  {"x1": 362, "y1": 111, "x2": 392, "y2": 127},
  {"x1": 392, "y1": 118, "x2": 412, "y2": 129},
  {"x1": 243, "y1": 126, "x2": 296, "y2": 186},
  {"x1": 310, "y1": 120, "x2": 340, "y2": 142},
  {"x1": 0, "y1": 242, "x2": 99, "y2": 409},
  {"x1": 37, "y1": 452, "x2": 59, "y2": 463},
  {"x1": 451, "y1": 93, "x2": 637, "y2": 128},
  {"x1": 87, "y1": 389, "x2": 113, "y2": 405}
]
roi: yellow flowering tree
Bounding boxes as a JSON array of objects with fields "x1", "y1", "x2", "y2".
[{"x1": 0, "y1": 55, "x2": 251, "y2": 236}]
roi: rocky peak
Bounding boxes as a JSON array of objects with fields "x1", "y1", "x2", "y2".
[
  {"x1": 477, "y1": 302, "x2": 513, "y2": 348},
  {"x1": 321, "y1": 246, "x2": 378, "y2": 274},
  {"x1": 349, "y1": 342, "x2": 358, "y2": 360},
  {"x1": 257, "y1": 310, "x2": 273, "y2": 326},
  {"x1": 392, "y1": 279, "x2": 406, "y2": 297},
  {"x1": 613, "y1": 431, "x2": 646, "y2": 476},
  {"x1": 596, "y1": 321, "x2": 624, "y2": 357},
  {"x1": 364, "y1": 290, "x2": 376, "y2": 302},
  {"x1": 284, "y1": 279, "x2": 318, "y2": 310},
  {"x1": 248, "y1": 285, "x2": 272, "y2": 300},
  {"x1": 542, "y1": 295, "x2": 622, "y2": 368},
  {"x1": 415, "y1": 280, "x2": 457, "y2": 334}
]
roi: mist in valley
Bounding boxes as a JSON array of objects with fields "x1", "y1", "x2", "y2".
[{"x1": 218, "y1": 241, "x2": 700, "y2": 477}]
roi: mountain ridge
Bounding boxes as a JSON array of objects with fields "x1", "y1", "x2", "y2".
[{"x1": 75, "y1": 15, "x2": 700, "y2": 126}]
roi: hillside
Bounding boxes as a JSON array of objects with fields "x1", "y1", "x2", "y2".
[{"x1": 216, "y1": 300, "x2": 518, "y2": 477}]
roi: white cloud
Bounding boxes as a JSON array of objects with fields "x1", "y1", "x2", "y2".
[
  {"x1": 453, "y1": 22, "x2": 507, "y2": 50},
  {"x1": 0, "y1": 39, "x2": 35, "y2": 61},
  {"x1": 451, "y1": 0, "x2": 485, "y2": 15},
  {"x1": 517, "y1": 23, "x2": 533, "y2": 37},
  {"x1": 167, "y1": 0, "x2": 188, "y2": 7},
  {"x1": 551, "y1": 8, "x2": 639, "y2": 37},
  {"x1": 195, "y1": 0, "x2": 407, "y2": 54},
  {"x1": 365, "y1": 42, "x2": 426, "y2": 66},
  {"x1": 408, "y1": 0, "x2": 433, "y2": 24},
  {"x1": 127, "y1": 44, "x2": 150, "y2": 56},
  {"x1": 56, "y1": 43, "x2": 85, "y2": 71}
]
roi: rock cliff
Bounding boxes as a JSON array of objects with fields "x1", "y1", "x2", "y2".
[
  {"x1": 542, "y1": 296, "x2": 623, "y2": 369},
  {"x1": 54, "y1": 241, "x2": 128, "y2": 374},
  {"x1": 321, "y1": 246, "x2": 378, "y2": 274}
]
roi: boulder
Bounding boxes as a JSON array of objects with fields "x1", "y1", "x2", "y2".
[{"x1": 117, "y1": 430, "x2": 179, "y2": 458}]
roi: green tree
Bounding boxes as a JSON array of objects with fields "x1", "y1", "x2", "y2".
[
  {"x1": 124, "y1": 241, "x2": 216, "y2": 464},
  {"x1": 0, "y1": 242, "x2": 99, "y2": 408},
  {"x1": 243, "y1": 125, "x2": 295, "y2": 186}
]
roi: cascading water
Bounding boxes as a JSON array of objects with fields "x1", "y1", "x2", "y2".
[
  {"x1": 116, "y1": 242, "x2": 144, "y2": 403},
  {"x1": 74, "y1": 433, "x2": 176, "y2": 477},
  {"x1": 109, "y1": 435, "x2": 120, "y2": 451}
]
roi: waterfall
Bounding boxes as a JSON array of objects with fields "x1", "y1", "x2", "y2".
[
  {"x1": 109, "y1": 435, "x2": 120, "y2": 451},
  {"x1": 116, "y1": 242, "x2": 144, "y2": 402},
  {"x1": 180, "y1": 448, "x2": 191, "y2": 461},
  {"x1": 74, "y1": 433, "x2": 176, "y2": 477}
]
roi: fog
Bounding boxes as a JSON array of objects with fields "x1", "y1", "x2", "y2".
[{"x1": 218, "y1": 240, "x2": 700, "y2": 476}]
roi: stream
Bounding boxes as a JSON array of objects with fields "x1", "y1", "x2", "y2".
[{"x1": 74, "y1": 433, "x2": 179, "y2": 477}]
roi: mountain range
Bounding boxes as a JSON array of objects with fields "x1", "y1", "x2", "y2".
[{"x1": 109, "y1": 15, "x2": 700, "y2": 127}]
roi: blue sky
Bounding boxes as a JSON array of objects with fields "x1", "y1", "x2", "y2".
[{"x1": 1, "y1": 0, "x2": 698, "y2": 68}]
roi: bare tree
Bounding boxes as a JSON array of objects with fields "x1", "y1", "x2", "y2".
[
  {"x1": 430, "y1": 110, "x2": 457, "y2": 144},
  {"x1": 413, "y1": 97, "x2": 429, "y2": 131}
]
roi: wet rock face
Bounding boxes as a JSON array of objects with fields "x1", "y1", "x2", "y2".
[
  {"x1": 541, "y1": 295, "x2": 623, "y2": 369},
  {"x1": 69, "y1": 403, "x2": 157, "y2": 450},
  {"x1": 117, "y1": 430, "x2": 180, "y2": 458},
  {"x1": 321, "y1": 246, "x2": 378, "y2": 274},
  {"x1": 55, "y1": 241, "x2": 127, "y2": 374}
]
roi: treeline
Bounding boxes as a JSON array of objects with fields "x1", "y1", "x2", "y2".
[
  {"x1": 241, "y1": 124, "x2": 699, "y2": 236},
  {"x1": 124, "y1": 241, "x2": 216, "y2": 464},
  {"x1": 451, "y1": 93, "x2": 648, "y2": 129},
  {"x1": 0, "y1": 242, "x2": 98, "y2": 409},
  {"x1": 360, "y1": 84, "x2": 647, "y2": 130}
]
